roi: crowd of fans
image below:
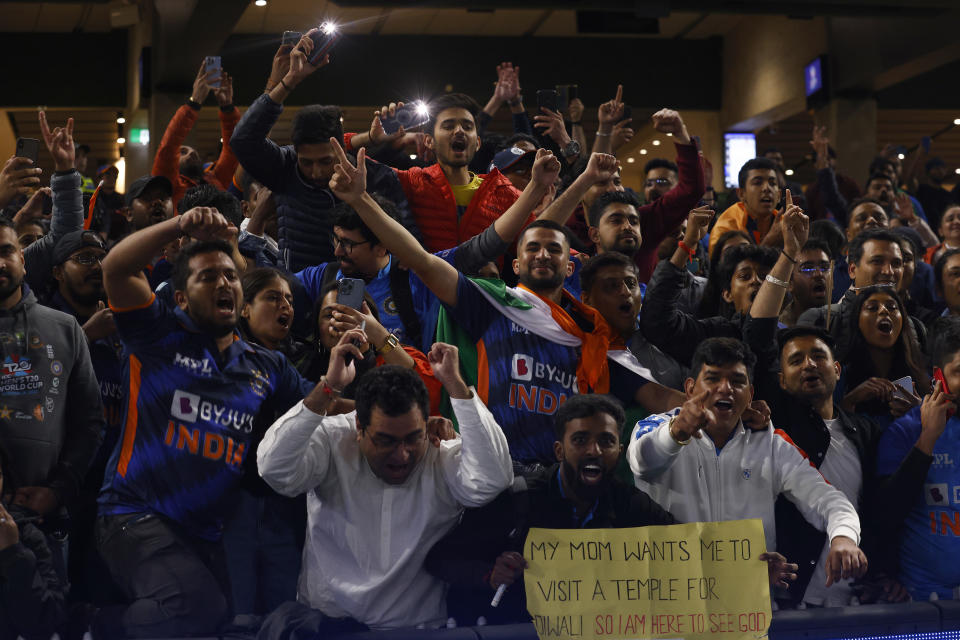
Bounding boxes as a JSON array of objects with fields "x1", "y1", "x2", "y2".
[{"x1": 3, "y1": 28, "x2": 960, "y2": 639}]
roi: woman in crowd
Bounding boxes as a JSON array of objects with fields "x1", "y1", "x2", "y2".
[
  {"x1": 839, "y1": 286, "x2": 930, "y2": 427},
  {"x1": 925, "y1": 205, "x2": 960, "y2": 266},
  {"x1": 223, "y1": 267, "x2": 308, "y2": 629},
  {"x1": 299, "y1": 282, "x2": 442, "y2": 413},
  {"x1": 0, "y1": 442, "x2": 66, "y2": 640},
  {"x1": 697, "y1": 229, "x2": 755, "y2": 318}
]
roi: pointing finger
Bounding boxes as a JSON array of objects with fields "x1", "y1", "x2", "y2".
[{"x1": 614, "y1": 84, "x2": 623, "y2": 103}]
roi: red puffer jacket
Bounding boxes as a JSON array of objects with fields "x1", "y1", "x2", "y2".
[{"x1": 396, "y1": 164, "x2": 523, "y2": 252}]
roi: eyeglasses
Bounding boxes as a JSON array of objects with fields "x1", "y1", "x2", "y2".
[
  {"x1": 69, "y1": 253, "x2": 105, "y2": 266},
  {"x1": 331, "y1": 235, "x2": 371, "y2": 254},
  {"x1": 368, "y1": 431, "x2": 426, "y2": 452},
  {"x1": 645, "y1": 178, "x2": 674, "y2": 188},
  {"x1": 797, "y1": 264, "x2": 831, "y2": 276}
]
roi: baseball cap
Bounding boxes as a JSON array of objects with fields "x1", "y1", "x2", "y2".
[
  {"x1": 125, "y1": 175, "x2": 173, "y2": 207},
  {"x1": 53, "y1": 230, "x2": 106, "y2": 266},
  {"x1": 489, "y1": 146, "x2": 535, "y2": 173}
]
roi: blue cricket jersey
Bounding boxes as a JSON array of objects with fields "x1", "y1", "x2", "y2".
[{"x1": 98, "y1": 296, "x2": 313, "y2": 541}]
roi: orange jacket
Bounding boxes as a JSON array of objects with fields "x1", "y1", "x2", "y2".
[
  {"x1": 152, "y1": 103, "x2": 241, "y2": 210},
  {"x1": 395, "y1": 163, "x2": 523, "y2": 253}
]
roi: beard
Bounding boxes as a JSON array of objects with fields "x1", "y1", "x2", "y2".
[
  {"x1": 560, "y1": 458, "x2": 611, "y2": 502},
  {"x1": 520, "y1": 268, "x2": 566, "y2": 292},
  {"x1": 0, "y1": 271, "x2": 23, "y2": 303}
]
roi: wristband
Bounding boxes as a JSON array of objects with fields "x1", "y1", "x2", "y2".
[
  {"x1": 781, "y1": 250, "x2": 797, "y2": 264},
  {"x1": 764, "y1": 274, "x2": 790, "y2": 289},
  {"x1": 507, "y1": 97, "x2": 522, "y2": 107},
  {"x1": 570, "y1": 120, "x2": 582, "y2": 126},
  {"x1": 279, "y1": 78, "x2": 293, "y2": 92},
  {"x1": 186, "y1": 98, "x2": 202, "y2": 110},
  {"x1": 320, "y1": 376, "x2": 343, "y2": 397},
  {"x1": 595, "y1": 132, "x2": 610, "y2": 137},
  {"x1": 667, "y1": 416, "x2": 691, "y2": 446},
  {"x1": 677, "y1": 240, "x2": 696, "y2": 262}
]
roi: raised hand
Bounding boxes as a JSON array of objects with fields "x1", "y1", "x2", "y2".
[
  {"x1": 428, "y1": 342, "x2": 470, "y2": 399},
  {"x1": 328, "y1": 138, "x2": 367, "y2": 204},
  {"x1": 598, "y1": 84, "x2": 625, "y2": 127},
  {"x1": 682, "y1": 207, "x2": 715, "y2": 246},
  {"x1": 213, "y1": 71, "x2": 234, "y2": 107},
  {"x1": 267, "y1": 44, "x2": 293, "y2": 91},
  {"x1": 811, "y1": 125, "x2": 830, "y2": 170},
  {"x1": 918, "y1": 378, "x2": 954, "y2": 453},
  {"x1": 39, "y1": 111, "x2": 75, "y2": 172},
  {"x1": 780, "y1": 189, "x2": 809, "y2": 258},
  {"x1": 742, "y1": 399, "x2": 772, "y2": 431},
  {"x1": 672, "y1": 388, "x2": 717, "y2": 442},
  {"x1": 426, "y1": 416, "x2": 457, "y2": 448},
  {"x1": 533, "y1": 108, "x2": 571, "y2": 148},
  {"x1": 285, "y1": 29, "x2": 330, "y2": 88},
  {"x1": 651, "y1": 108, "x2": 691, "y2": 145},
  {"x1": 611, "y1": 119, "x2": 635, "y2": 151},
  {"x1": 568, "y1": 97, "x2": 584, "y2": 123},
  {"x1": 326, "y1": 327, "x2": 367, "y2": 391},
  {"x1": 369, "y1": 102, "x2": 407, "y2": 146},
  {"x1": 0, "y1": 156, "x2": 42, "y2": 207},
  {"x1": 582, "y1": 152, "x2": 619, "y2": 185},
  {"x1": 530, "y1": 148, "x2": 562, "y2": 190},
  {"x1": 82, "y1": 300, "x2": 117, "y2": 342},
  {"x1": 177, "y1": 206, "x2": 234, "y2": 242},
  {"x1": 12, "y1": 187, "x2": 52, "y2": 224},
  {"x1": 191, "y1": 59, "x2": 215, "y2": 104}
]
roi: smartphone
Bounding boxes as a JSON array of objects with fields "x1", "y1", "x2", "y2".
[
  {"x1": 892, "y1": 376, "x2": 918, "y2": 406},
  {"x1": 336, "y1": 277, "x2": 365, "y2": 310},
  {"x1": 536, "y1": 89, "x2": 558, "y2": 113},
  {"x1": 281, "y1": 30, "x2": 301, "y2": 47},
  {"x1": 307, "y1": 23, "x2": 340, "y2": 66},
  {"x1": 15, "y1": 138, "x2": 40, "y2": 163},
  {"x1": 933, "y1": 366, "x2": 956, "y2": 419},
  {"x1": 381, "y1": 103, "x2": 430, "y2": 135},
  {"x1": 204, "y1": 55, "x2": 221, "y2": 89}
]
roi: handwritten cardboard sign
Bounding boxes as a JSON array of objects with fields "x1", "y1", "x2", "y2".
[{"x1": 524, "y1": 519, "x2": 771, "y2": 640}]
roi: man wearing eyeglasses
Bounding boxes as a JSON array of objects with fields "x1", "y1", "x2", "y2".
[
  {"x1": 257, "y1": 341, "x2": 512, "y2": 632},
  {"x1": 778, "y1": 239, "x2": 834, "y2": 327}
]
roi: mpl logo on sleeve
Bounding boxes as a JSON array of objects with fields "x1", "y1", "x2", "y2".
[{"x1": 173, "y1": 352, "x2": 214, "y2": 377}]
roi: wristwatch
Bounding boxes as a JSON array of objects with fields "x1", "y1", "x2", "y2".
[
  {"x1": 562, "y1": 139, "x2": 581, "y2": 158},
  {"x1": 377, "y1": 333, "x2": 400, "y2": 355}
]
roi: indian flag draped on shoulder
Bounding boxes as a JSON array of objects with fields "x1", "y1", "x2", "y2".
[{"x1": 437, "y1": 276, "x2": 657, "y2": 402}]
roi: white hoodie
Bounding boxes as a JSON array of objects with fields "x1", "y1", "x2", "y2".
[{"x1": 627, "y1": 408, "x2": 860, "y2": 552}]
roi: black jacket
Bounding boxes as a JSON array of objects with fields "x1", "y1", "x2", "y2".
[
  {"x1": 744, "y1": 314, "x2": 885, "y2": 605},
  {"x1": 425, "y1": 464, "x2": 675, "y2": 624},
  {"x1": 640, "y1": 259, "x2": 743, "y2": 366},
  {"x1": 0, "y1": 508, "x2": 67, "y2": 640}
]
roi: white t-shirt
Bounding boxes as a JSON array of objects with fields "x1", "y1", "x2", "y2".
[{"x1": 803, "y1": 418, "x2": 863, "y2": 607}]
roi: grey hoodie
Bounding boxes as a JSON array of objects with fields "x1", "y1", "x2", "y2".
[{"x1": 0, "y1": 285, "x2": 104, "y2": 503}]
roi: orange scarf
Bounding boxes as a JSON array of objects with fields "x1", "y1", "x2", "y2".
[{"x1": 518, "y1": 284, "x2": 619, "y2": 394}]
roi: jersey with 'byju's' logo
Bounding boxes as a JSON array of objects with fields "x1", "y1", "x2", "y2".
[
  {"x1": 877, "y1": 407, "x2": 960, "y2": 599},
  {"x1": 98, "y1": 296, "x2": 312, "y2": 541}
]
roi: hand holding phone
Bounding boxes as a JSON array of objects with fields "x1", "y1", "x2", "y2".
[
  {"x1": 536, "y1": 89, "x2": 558, "y2": 113},
  {"x1": 933, "y1": 367, "x2": 956, "y2": 419},
  {"x1": 15, "y1": 138, "x2": 40, "y2": 164},
  {"x1": 204, "y1": 56, "x2": 222, "y2": 89},
  {"x1": 306, "y1": 22, "x2": 340, "y2": 66}
]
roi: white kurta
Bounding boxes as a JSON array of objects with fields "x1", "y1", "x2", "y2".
[{"x1": 257, "y1": 391, "x2": 513, "y2": 630}]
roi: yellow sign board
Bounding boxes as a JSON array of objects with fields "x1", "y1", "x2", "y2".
[{"x1": 524, "y1": 519, "x2": 772, "y2": 640}]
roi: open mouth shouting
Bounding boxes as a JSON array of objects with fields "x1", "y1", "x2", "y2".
[
  {"x1": 876, "y1": 317, "x2": 894, "y2": 336},
  {"x1": 712, "y1": 396, "x2": 736, "y2": 418},
  {"x1": 276, "y1": 313, "x2": 291, "y2": 330},
  {"x1": 579, "y1": 461, "x2": 605, "y2": 486},
  {"x1": 450, "y1": 136, "x2": 467, "y2": 155},
  {"x1": 214, "y1": 290, "x2": 236, "y2": 319}
]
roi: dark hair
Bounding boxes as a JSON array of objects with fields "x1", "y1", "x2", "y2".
[
  {"x1": 238, "y1": 267, "x2": 295, "y2": 348},
  {"x1": 935, "y1": 248, "x2": 960, "y2": 293},
  {"x1": 332, "y1": 194, "x2": 400, "y2": 246},
  {"x1": 354, "y1": 365, "x2": 429, "y2": 429},
  {"x1": 292, "y1": 105, "x2": 344, "y2": 147},
  {"x1": 930, "y1": 317, "x2": 960, "y2": 370},
  {"x1": 172, "y1": 239, "x2": 234, "y2": 291},
  {"x1": 587, "y1": 190, "x2": 641, "y2": 227},
  {"x1": 864, "y1": 173, "x2": 894, "y2": 193},
  {"x1": 690, "y1": 337, "x2": 756, "y2": 380},
  {"x1": 553, "y1": 394, "x2": 625, "y2": 441},
  {"x1": 847, "y1": 228, "x2": 900, "y2": 266},
  {"x1": 519, "y1": 219, "x2": 570, "y2": 248},
  {"x1": 505, "y1": 133, "x2": 538, "y2": 150},
  {"x1": 868, "y1": 156, "x2": 896, "y2": 176},
  {"x1": 846, "y1": 196, "x2": 886, "y2": 222},
  {"x1": 643, "y1": 158, "x2": 678, "y2": 176},
  {"x1": 427, "y1": 93, "x2": 481, "y2": 137},
  {"x1": 844, "y1": 285, "x2": 929, "y2": 397},
  {"x1": 737, "y1": 157, "x2": 779, "y2": 189},
  {"x1": 700, "y1": 244, "x2": 777, "y2": 319},
  {"x1": 799, "y1": 238, "x2": 832, "y2": 260},
  {"x1": 777, "y1": 325, "x2": 837, "y2": 359},
  {"x1": 809, "y1": 219, "x2": 846, "y2": 258},
  {"x1": 579, "y1": 252, "x2": 637, "y2": 295},
  {"x1": 179, "y1": 183, "x2": 243, "y2": 228},
  {"x1": 697, "y1": 230, "x2": 756, "y2": 318},
  {"x1": 0, "y1": 217, "x2": 15, "y2": 232}
]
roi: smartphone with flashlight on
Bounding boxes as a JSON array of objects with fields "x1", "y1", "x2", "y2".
[
  {"x1": 204, "y1": 56, "x2": 221, "y2": 89},
  {"x1": 306, "y1": 22, "x2": 340, "y2": 66},
  {"x1": 381, "y1": 102, "x2": 430, "y2": 135},
  {"x1": 933, "y1": 366, "x2": 956, "y2": 419}
]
